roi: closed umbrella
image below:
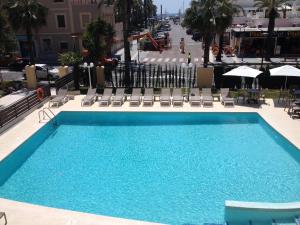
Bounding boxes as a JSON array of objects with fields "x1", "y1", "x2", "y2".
[{"x1": 270, "y1": 65, "x2": 300, "y2": 89}]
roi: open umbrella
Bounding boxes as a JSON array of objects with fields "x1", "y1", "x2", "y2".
[
  {"x1": 223, "y1": 66, "x2": 262, "y2": 89},
  {"x1": 270, "y1": 65, "x2": 300, "y2": 89},
  {"x1": 223, "y1": 66, "x2": 262, "y2": 78}
]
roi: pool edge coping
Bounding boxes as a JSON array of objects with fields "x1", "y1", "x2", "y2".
[{"x1": 1, "y1": 99, "x2": 300, "y2": 224}]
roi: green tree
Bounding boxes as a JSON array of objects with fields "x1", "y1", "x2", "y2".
[
  {"x1": 58, "y1": 52, "x2": 83, "y2": 90},
  {"x1": 83, "y1": 17, "x2": 115, "y2": 62},
  {"x1": 215, "y1": 0, "x2": 243, "y2": 61},
  {"x1": 184, "y1": 0, "x2": 218, "y2": 67},
  {"x1": 0, "y1": 11, "x2": 16, "y2": 53},
  {"x1": 144, "y1": 0, "x2": 157, "y2": 28},
  {"x1": 5, "y1": 0, "x2": 48, "y2": 64},
  {"x1": 98, "y1": 0, "x2": 131, "y2": 86},
  {"x1": 254, "y1": 0, "x2": 288, "y2": 61}
]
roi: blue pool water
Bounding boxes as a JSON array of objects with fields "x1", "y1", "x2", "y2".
[{"x1": 1, "y1": 112, "x2": 300, "y2": 225}]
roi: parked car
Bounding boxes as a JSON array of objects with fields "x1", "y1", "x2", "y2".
[
  {"x1": 192, "y1": 32, "x2": 202, "y2": 42},
  {"x1": 8, "y1": 58, "x2": 30, "y2": 71},
  {"x1": 23, "y1": 64, "x2": 60, "y2": 80},
  {"x1": 186, "y1": 28, "x2": 193, "y2": 35}
]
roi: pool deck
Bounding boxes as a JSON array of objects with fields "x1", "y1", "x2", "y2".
[{"x1": 0, "y1": 96, "x2": 300, "y2": 225}]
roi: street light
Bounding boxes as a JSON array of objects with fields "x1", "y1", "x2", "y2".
[
  {"x1": 83, "y1": 62, "x2": 94, "y2": 89},
  {"x1": 71, "y1": 35, "x2": 78, "y2": 52}
]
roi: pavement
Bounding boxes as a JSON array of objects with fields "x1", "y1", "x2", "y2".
[{"x1": 0, "y1": 69, "x2": 24, "y2": 81}]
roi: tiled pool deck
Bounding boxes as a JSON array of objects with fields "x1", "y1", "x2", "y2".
[{"x1": 0, "y1": 96, "x2": 300, "y2": 225}]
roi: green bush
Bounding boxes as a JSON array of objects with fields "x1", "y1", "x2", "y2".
[{"x1": 58, "y1": 52, "x2": 83, "y2": 66}]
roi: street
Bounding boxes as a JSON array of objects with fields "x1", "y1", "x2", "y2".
[{"x1": 132, "y1": 22, "x2": 204, "y2": 66}]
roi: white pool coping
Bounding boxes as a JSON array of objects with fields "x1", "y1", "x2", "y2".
[
  {"x1": 226, "y1": 200, "x2": 300, "y2": 211},
  {"x1": 0, "y1": 96, "x2": 300, "y2": 225}
]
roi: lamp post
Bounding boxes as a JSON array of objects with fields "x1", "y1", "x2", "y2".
[
  {"x1": 83, "y1": 62, "x2": 94, "y2": 89},
  {"x1": 71, "y1": 35, "x2": 78, "y2": 52}
]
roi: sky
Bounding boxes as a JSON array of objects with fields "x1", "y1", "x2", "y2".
[{"x1": 153, "y1": 0, "x2": 192, "y2": 14}]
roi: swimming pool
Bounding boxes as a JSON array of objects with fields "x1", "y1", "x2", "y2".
[{"x1": 0, "y1": 112, "x2": 300, "y2": 225}]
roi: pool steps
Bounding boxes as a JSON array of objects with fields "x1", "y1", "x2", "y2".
[{"x1": 203, "y1": 218, "x2": 300, "y2": 225}]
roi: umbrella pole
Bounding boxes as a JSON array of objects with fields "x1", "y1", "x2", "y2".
[{"x1": 285, "y1": 76, "x2": 288, "y2": 90}]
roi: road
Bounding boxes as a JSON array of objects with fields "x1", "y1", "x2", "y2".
[
  {"x1": 132, "y1": 22, "x2": 204, "y2": 66},
  {"x1": 0, "y1": 69, "x2": 24, "y2": 81}
]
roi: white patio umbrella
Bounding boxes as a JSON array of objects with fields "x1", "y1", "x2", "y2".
[
  {"x1": 223, "y1": 66, "x2": 262, "y2": 78},
  {"x1": 270, "y1": 65, "x2": 300, "y2": 89},
  {"x1": 223, "y1": 66, "x2": 262, "y2": 89}
]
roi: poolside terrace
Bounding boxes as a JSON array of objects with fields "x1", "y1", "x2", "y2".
[{"x1": 0, "y1": 96, "x2": 300, "y2": 225}]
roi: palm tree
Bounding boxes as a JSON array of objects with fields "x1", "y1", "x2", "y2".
[
  {"x1": 254, "y1": 0, "x2": 288, "y2": 61},
  {"x1": 144, "y1": 0, "x2": 157, "y2": 28},
  {"x1": 98, "y1": 0, "x2": 131, "y2": 86},
  {"x1": 5, "y1": 0, "x2": 48, "y2": 64},
  {"x1": 215, "y1": 0, "x2": 244, "y2": 62},
  {"x1": 83, "y1": 17, "x2": 115, "y2": 62},
  {"x1": 184, "y1": 0, "x2": 219, "y2": 67},
  {"x1": 0, "y1": 11, "x2": 16, "y2": 53}
]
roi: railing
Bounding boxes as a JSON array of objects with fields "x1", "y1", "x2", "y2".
[
  {"x1": 0, "y1": 85, "x2": 50, "y2": 128},
  {"x1": 38, "y1": 107, "x2": 55, "y2": 123},
  {"x1": 106, "y1": 63, "x2": 197, "y2": 88},
  {"x1": 71, "y1": 0, "x2": 98, "y2": 5},
  {"x1": 54, "y1": 72, "x2": 74, "y2": 91}
]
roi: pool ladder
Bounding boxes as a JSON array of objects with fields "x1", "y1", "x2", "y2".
[{"x1": 38, "y1": 107, "x2": 55, "y2": 123}]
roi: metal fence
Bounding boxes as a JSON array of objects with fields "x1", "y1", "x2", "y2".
[
  {"x1": 105, "y1": 63, "x2": 197, "y2": 88},
  {"x1": 54, "y1": 72, "x2": 74, "y2": 90},
  {"x1": 0, "y1": 85, "x2": 50, "y2": 128}
]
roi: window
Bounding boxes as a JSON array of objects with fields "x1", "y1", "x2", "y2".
[
  {"x1": 80, "y1": 13, "x2": 91, "y2": 29},
  {"x1": 42, "y1": 39, "x2": 52, "y2": 52},
  {"x1": 60, "y1": 42, "x2": 68, "y2": 51},
  {"x1": 56, "y1": 15, "x2": 66, "y2": 28}
]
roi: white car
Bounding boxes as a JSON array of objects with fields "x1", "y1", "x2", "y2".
[{"x1": 23, "y1": 64, "x2": 60, "y2": 80}]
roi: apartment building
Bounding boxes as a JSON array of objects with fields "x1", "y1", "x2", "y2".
[
  {"x1": 16, "y1": 0, "x2": 123, "y2": 63},
  {"x1": 233, "y1": 0, "x2": 300, "y2": 18}
]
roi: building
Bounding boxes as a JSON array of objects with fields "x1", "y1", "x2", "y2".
[
  {"x1": 233, "y1": 0, "x2": 300, "y2": 18},
  {"x1": 15, "y1": 0, "x2": 123, "y2": 63}
]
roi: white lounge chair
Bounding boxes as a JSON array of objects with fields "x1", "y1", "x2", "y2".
[
  {"x1": 202, "y1": 88, "x2": 213, "y2": 107},
  {"x1": 160, "y1": 88, "x2": 171, "y2": 106},
  {"x1": 143, "y1": 88, "x2": 154, "y2": 106},
  {"x1": 220, "y1": 88, "x2": 235, "y2": 107},
  {"x1": 112, "y1": 88, "x2": 125, "y2": 106},
  {"x1": 172, "y1": 88, "x2": 184, "y2": 107},
  {"x1": 49, "y1": 88, "x2": 68, "y2": 107},
  {"x1": 189, "y1": 88, "x2": 201, "y2": 106},
  {"x1": 130, "y1": 88, "x2": 141, "y2": 106},
  {"x1": 99, "y1": 88, "x2": 112, "y2": 106},
  {"x1": 81, "y1": 88, "x2": 97, "y2": 106}
]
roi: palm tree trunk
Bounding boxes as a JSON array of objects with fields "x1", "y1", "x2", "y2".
[
  {"x1": 123, "y1": 0, "x2": 131, "y2": 86},
  {"x1": 266, "y1": 7, "x2": 276, "y2": 61},
  {"x1": 216, "y1": 33, "x2": 224, "y2": 62},
  {"x1": 73, "y1": 64, "x2": 80, "y2": 90},
  {"x1": 203, "y1": 34, "x2": 211, "y2": 68},
  {"x1": 144, "y1": 0, "x2": 148, "y2": 28},
  {"x1": 26, "y1": 26, "x2": 34, "y2": 64}
]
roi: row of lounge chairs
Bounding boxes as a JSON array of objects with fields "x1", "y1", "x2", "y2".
[{"x1": 80, "y1": 88, "x2": 235, "y2": 107}]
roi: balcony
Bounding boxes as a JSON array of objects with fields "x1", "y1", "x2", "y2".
[{"x1": 71, "y1": 0, "x2": 98, "y2": 5}]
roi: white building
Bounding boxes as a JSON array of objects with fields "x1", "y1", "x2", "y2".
[{"x1": 233, "y1": 0, "x2": 300, "y2": 18}]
